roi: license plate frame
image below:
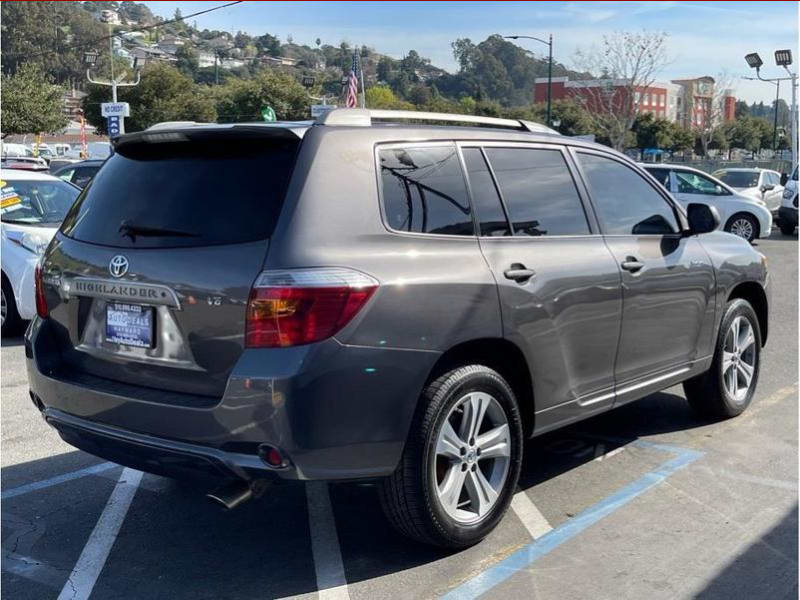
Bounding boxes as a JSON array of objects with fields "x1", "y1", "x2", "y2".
[{"x1": 105, "y1": 303, "x2": 154, "y2": 348}]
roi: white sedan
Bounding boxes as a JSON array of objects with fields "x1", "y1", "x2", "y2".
[
  {"x1": 641, "y1": 164, "x2": 773, "y2": 243},
  {"x1": 1, "y1": 170, "x2": 80, "y2": 335}
]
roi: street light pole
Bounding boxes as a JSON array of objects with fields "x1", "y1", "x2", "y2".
[{"x1": 504, "y1": 34, "x2": 554, "y2": 126}]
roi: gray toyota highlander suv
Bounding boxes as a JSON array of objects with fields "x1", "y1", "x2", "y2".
[{"x1": 26, "y1": 109, "x2": 769, "y2": 548}]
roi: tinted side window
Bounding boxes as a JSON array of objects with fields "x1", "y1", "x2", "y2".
[
  {"x1": 484, "y1": 147, "x2": 589, "y2": 236},
  {"x1": 379, "y1": 146, "x2": 473, "y2": 236},
  {"x1": 645, "y1": 168, "x2": 671, "y2": 191},
  {"x1": 462, "y1": 148, "x2": 510, "y2": 237},
  {"x1": 578, "y1": 153, "x2": 678, "y2": 235}
]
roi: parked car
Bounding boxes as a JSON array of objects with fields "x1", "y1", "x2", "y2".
[
  {"x1": 712, "y1": 167, "x2": 784, "y2": 215},
  {"x1": 1, "y1": 170, "x2": 80, "y2": 335},
  {"x1": 778, "y1": 164, "x2": 798, "y2": 235},
  {"x1": 27, "y1": 110, "x2": 769, "y2": 548},
  {"x1": 642, "y1": 164, "x2": 772, "y2": 243},
  {"x1": 1, "y1": 156, "x2": 49, "y2": 172},
  {"x1": 48, "y1": 158, "x2": 82, "y2": 174},
  {"x1": 1, "y1": 142, "x2": 35, "y2": 158},
  {"x1": 52, "y1": 159, "x2": 104, "y2": 189}
]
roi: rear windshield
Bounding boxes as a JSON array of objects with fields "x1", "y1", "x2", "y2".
[
  {"x1": 60, "y1": 138, "x2": 298, "y2": 248},
  {"x1": 715, "y1": 171, "x2": 759, "y2": 188}
]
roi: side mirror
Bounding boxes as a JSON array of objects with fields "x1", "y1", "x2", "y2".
[
  {"x1": 761, "y1": 184, "x2": 775, "y2": 192},
  {"x1": 780, "y1": 173, "x2": 789, "y2": 186},
  {"x1": 687, "y1": 203, "x2": 720, "y2": 235}
]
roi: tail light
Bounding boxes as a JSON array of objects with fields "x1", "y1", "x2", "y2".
[
  {"x1": 245, "y1": 268, "x2": 378, "y2": 348},
  {"x1": 34, "y1": 263, "x2": 48, "y2": 318}
]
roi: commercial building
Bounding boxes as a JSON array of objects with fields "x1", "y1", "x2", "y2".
[{"x1": 533, "y1": 75, "x2": 736, "y2": 127}]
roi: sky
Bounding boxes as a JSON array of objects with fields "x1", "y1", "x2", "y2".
[{"x1": 144, "y1": 1, "x2": 798, "y2": 105}]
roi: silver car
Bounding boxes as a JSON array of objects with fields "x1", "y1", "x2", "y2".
[{"x1": 27, "y1": 110, "x2": 769, "y2": 548}]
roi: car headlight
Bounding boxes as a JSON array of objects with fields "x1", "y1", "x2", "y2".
[
  {"x1": 783, "y1": 188, "x2": 793, "y2": 199},
  {"x1": 20, "y1": 232, "x2": 49, "y2": 255}
]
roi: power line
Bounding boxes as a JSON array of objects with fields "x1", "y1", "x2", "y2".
[{"x1": 8, "y1": 1, "x2": 245, "y2": 60}]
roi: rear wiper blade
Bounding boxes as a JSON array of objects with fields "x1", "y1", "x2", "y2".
[{"x1": 119, "y1": 221, "x2": 200, "y2": 241}]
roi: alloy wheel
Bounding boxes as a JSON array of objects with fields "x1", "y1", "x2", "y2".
[
  {"x1": 722, "y1": 316, "x2": 757, "y2": 402},
  {"x1": 433, "y1": 392, "x2": 511, "y2": 524},
  {"x1": 730, "y1": 218, "x2": 754, "y2": 241},
  {"x1": 1, "y1": 288, "x2": 6, "y2": 326}
]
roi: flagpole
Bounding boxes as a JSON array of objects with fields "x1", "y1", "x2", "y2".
[{"x1": 358, "y1": 47, "x2": 366, "y2": 108}]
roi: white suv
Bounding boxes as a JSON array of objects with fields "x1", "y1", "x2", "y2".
[{"x1": 778, "y1": 165, "x2": 798, "y2": 235}]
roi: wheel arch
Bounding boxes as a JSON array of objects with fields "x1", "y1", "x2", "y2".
[
  {"x1": 724, "y1": 211, "x2": 760, "y2": 240},
  {"x1": 423, "y1": 337, "x2": 535, "y2": 437},
  {"x1": 728, "y1": 281, "x2": 768, "y2": 345}
]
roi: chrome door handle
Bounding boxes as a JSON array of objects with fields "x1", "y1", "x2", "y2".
[{"x1": 504, "y1": 264, "x2": 535, "y2": 282}]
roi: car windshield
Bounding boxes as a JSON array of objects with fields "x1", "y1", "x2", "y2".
[
  {"x1": 716, "y1": 171, "x2": 759, "y2": 188},
  {"x1": 1, "y1": 179, "x2": 79, "y2": 225}
]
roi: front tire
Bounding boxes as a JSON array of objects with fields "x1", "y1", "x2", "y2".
[
  {"x1": 1, "y1": 277, "x2": 22, "y2": 337},
  {"x1": 780, "y1": 222, "x2": 796, "y2": 236},
  {"x1": 725, "y1": 213, "x2": 759, "y2": 243},
  {"x1": 380, "y1": 365, "x2": 523, "y2": 548},
  {"x1": 683, "y1": 298, "x2": 761, "y2": 418}
]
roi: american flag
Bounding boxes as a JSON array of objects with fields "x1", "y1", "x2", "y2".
[{"x1": 345, "y1": 49, "x2": 359, "y2": 108}]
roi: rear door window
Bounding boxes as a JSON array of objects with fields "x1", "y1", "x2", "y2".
[
  {"x1": 60, "y1": 138, "x2": 298, "y2": 248},
  {"x1": 483, "y1": 147, "x2": 590, "y2": 236},
  {"x1": 379, "y1": 145, "x2": 473, "y2": 236}
]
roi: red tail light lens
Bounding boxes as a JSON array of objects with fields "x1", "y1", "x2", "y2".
[
  {"x1": 245, "y1": 268, "x2": 378, "y2": 348},
  {"x1": 34, "y1": 263, "x2": 48, "y2": 318}
]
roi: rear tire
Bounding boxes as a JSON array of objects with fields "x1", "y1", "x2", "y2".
[
  {"x1": 1, "y1": 277, "x2": 22, "y2": 337},
  {"x1": 683, "y1": 298, "x2": 761, "y2": 419},
  {"x1": 379, "y1": 365, "x2": 523, "y2": 548},
  {"x1": 780, "y1": 222, "x2": 796, "y2": 236},
  {"x1": 724, "y1": 213, "x2": 759, "y2": 243}
]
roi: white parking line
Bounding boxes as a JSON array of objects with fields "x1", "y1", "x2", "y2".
[
  {"x1": 56, "y1": 468, "x2": 142, "y2": 600},
  {"x1": 1, "y1": 462, "x2": 116, "y2": 500},
  {"x1": 510, "y1": 490, "x2": 553, "y2": 539},
  {"x1": 305, "y1": 482, "x2": 351, "y2": 600},
  {"x1": 594, "y1": 445, "x2": 625, "y2": 462}
]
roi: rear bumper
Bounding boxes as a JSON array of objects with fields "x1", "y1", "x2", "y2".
[
  {"x1": 779, "y1": 206, "x2": 798, "y2": 227},
  {"x1": 26, "y1": 317, "x2": 439, "y2": 482}
]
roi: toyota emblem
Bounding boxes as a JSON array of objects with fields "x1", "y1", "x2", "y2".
[{"x1": 109, "y1": 255, "x2": 129, "y2": 278}]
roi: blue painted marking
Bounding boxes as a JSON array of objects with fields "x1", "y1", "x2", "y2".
[
  {"x1": 443, "y1": 444, "x2": 703, "y2": 600},
  {"x1": 2, "y1": 462, "x2": 117, "y2": 500}
]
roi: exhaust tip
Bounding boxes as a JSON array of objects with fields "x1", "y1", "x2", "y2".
[{"x1": 206, "y1": 481, "x2": 254, "y2": 510}]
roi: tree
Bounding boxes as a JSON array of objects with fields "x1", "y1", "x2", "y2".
[
  {"x1": 633, "y1": 112, "x2": 674, "y2": 150},
  {"x1": 255, "y1": 33, "x2": 281, "y2": 57},
  {"x1": 1, "y1": 63, "x2": 68, "y2": 137},
  {"x1": 315, "y1": 38, "x2": 321, "y2": 48},
  {"x1": 214, "y1": 69, "x2": 309, "y2": 122},
  {"x1": 735, "y1": 100, "x2": 750, "y2": 119},
  {"x1": 83, "y1": 62, "x2": 216, "y2": 133},
  {"x1": 364, "y1": 86, "x2": 413, "y2": 110},
  {"x1": 377, "y1": 56, "x2": 393, "y2": 82},
  {"x1": 175, "y1": 45, "x2": 199, "y2": 79},
  {"x1": 573, "y1": 30, "x2": 670, "y2": 151},
  {"x1": 693, "y1": 73, "x2": 734, "y2": 157}
]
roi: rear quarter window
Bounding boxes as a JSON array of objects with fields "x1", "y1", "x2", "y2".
[
  {"x1": 60, "y1": 138, "x2": 298, "y2": 248},
  {"x1": 378, "y1": 145, "x2": 474, "y2": 236}
]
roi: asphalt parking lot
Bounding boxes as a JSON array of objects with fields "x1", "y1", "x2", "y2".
[{"x1": 2, "y1": 229, "x2": 797, "y2": 600}]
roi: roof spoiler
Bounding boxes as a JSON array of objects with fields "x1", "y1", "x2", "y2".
[{"x1": 316, "y1": 108, "x2": 559, "y2": 135}]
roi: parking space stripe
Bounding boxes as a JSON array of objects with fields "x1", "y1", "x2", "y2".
[
  {"x1": 443, "y1": 445, "x2": 703, "y2": 600},
  {"x1": 56, "y1": 468, "x2": 142, "y2": 600},
  {"x1": 305, "y1": 482, "x2": 351, "y2": 600},
  {"x1": 510, "y1": 490, "x2": 553, "y2": 539},
  {"x1": 1, "y1": 462, "x2": 117, "y2": 500}
]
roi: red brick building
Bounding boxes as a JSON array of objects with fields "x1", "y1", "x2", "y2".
[{"x1": 533, "y1": 75, "x2": 736, "y2": 128}]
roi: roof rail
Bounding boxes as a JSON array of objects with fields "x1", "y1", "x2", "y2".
[{"x1": 316, "y1": 108, "x2": 558, "y2": 135}]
